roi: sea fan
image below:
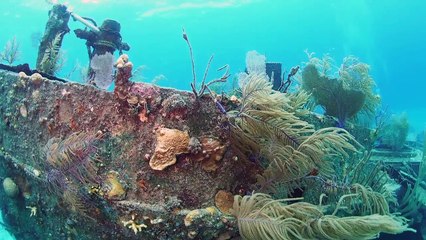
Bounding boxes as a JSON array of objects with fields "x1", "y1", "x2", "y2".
[
  {"x1": 1, "y1": 36, "x2": 21, "y2": 65},
  {"x1": 302, "y1": 63, "x2": 366, "y2": 128},
  {"x1": 301, "y1": 56, "x2": 380, "y2": 128},
  {"x1": 89, "y1": 52, "x2": 114, "y2": 89}
]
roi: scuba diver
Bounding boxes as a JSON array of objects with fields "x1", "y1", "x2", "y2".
[{"x1": 73, "y1": 16, "x2": 130, "y2": 89}]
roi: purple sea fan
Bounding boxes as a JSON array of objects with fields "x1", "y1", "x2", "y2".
[
  {"x1": 89, "y1": 52, "x2": 114, "y2": 89},
  {"x1": 42, "y1": 131, "x2": 101, "y2": 189}
]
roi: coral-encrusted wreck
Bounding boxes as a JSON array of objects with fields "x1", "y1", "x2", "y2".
[
  {"x1": 0, "y1": 56, "x2": 248, "y2": 239},
  {"x1": 0, "y1": 53, "x2": 418, "y2": 240}
]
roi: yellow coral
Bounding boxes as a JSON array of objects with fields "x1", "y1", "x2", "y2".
[
  {"x1": 26, "y1": 206, "x2": 37, "y2": 217},
  {"x1": 30, "y1": 73, "x2": 43, "y2": 86},
  {"x1": 106, "y1": 171, "x2": 126, "y2": 199},
  {"x1": 205, "y1": 207, "x2": 217, "y2": 215},
  {"x1": 184, "y1": 209, "x2": 201, "y2": 227},
  {"x1": 184, "y1": 207, "x2": 219, "y2": 227},
  {"x1": 122, "y1": 214, "x2": 147, "y2": 235}
]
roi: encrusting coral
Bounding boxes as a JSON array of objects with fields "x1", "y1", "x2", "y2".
[
  {"x1": 184, "y1": 206, "x2": 220, "y2": 227},
  {"x1": 114, "y1": 54, "x2": 163, "y2": 123},
  {"x1": 105, "y1": 171, "x2": 126, "y2": 200},
  {"x1": 214, "y1": 190, "x2": 234, "y2": 214},
  {"x1": 2, "y1": 177, "x2": 19, "y2": 198},
  {"x1": 192, "y1": 137, "x2": 227, "y2": 172},
  {"x1": 30, "y1": 73, "x2": 44, "y2": 86},
  {"x1": 149, "y1": 127, "x2": 190, "y2": 170},
  {"x1": 114, "y1": 54, "x2": 134, "y2": 101}
]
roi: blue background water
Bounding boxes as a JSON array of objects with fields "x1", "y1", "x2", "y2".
[
  {"x1": 0, "y1": 0, "x2": 425, "y2": 238},
  {"x1": 0, "y1": 212, "x2": 13, "y2": 240}
]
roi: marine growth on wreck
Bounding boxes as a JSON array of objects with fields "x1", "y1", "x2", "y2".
[{"x1": 1, "y1": 1, "x2": 425, "y2": 240}]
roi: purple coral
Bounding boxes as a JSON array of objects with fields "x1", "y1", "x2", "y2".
[
  {"x1": 42, "y1": 132, "x2": 100, "y2": 195},
  {"x1": 130, "y1": 83, "x2": 160, "y2": 100},
  {"x1": 44, "y1": 168, "x2": 67, "y2": 195}
]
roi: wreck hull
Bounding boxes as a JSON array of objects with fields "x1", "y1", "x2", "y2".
[{"x1": 0, "y1": 70, "x2": 247, "y2": 239}]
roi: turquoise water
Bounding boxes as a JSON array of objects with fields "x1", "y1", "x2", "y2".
[
  {"x1": 0, "y1": 0, "x2": 425, "y2": 238},
  {"x1": 0, "y1": 212, "x2": 13, "y2": 240},
  {"x1": 0, "y1": 0, "x2": 425, "y2": 129}
]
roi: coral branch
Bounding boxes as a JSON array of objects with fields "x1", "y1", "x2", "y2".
[
  {"x1": 114, "y1": 54, "x2": 134, "y2": 101},
  {"x1": 182, "y1": 28, "x2": 230, "y2": 99}
]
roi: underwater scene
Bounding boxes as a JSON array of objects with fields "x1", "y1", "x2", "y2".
[{"x1": 0, "y1": 0, "x2": 425, "y2": 239}]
